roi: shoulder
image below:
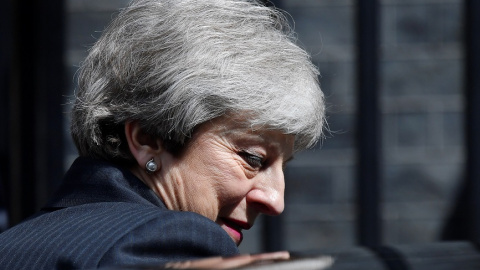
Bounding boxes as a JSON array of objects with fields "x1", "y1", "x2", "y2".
[
  {"x1": 100, "y1": 205, "x2": 239, "y2": 266},
  {"x1": 0, "y1": 202, "x2": 239, "y2": 269}
]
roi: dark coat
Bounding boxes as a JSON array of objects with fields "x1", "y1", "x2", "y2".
[{"x1": 0, "y1": 157, "x2": 239, "y2": 269}]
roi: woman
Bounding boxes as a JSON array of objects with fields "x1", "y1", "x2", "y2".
[{"x1": 0, "y1": 0, "x2": 325, "y2": 268}]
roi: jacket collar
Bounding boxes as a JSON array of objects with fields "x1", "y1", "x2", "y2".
[{"x1": 45, "y1": 157, "x2": 166, "y2": 210}]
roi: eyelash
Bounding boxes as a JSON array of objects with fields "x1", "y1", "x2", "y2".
[{"x1": 239, "y1": 152, "x2": 264, "y2": 169}]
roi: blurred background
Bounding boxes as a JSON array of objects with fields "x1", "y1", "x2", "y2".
[{"x1": 1, "y1": 0, "x2": 478, "y2": 256}]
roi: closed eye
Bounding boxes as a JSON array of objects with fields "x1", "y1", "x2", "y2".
[{"x1": 239, "y1": 152, "x2": 264, "y2": 169}]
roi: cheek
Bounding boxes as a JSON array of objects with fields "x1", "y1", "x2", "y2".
[
  {"x1": 175, "y1": 157, "x2": 232, "y2": 216},
  {"x1": 215, "y1": 167, "x2": 252, "y2": 206},
  {"x1": 181, "y1": 148, "x2": 252, "y2": 217}
]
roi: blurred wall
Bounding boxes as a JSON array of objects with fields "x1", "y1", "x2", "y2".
[{"x1": 280, "y1": 0, "x2": 464, "y2": 252}]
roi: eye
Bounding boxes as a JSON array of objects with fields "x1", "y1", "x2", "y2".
[{"x1": 239, "y1": 151, "x2": 264, "y2": 169}]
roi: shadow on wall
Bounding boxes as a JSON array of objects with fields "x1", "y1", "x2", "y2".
[
  {"x1": 0, "y1": 178, "x2": 7, "y2": 232},
  {"x1": 441, "y1": 173, "x2": 474, "y2": 241}
]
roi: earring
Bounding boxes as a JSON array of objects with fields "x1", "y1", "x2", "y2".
[{"x1": 145, "y1": 158, "x2": 158, "y2": 173}]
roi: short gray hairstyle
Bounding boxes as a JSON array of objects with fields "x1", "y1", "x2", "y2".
[{"x1": 72, "y1": 0, "x2": 326, "y2": 164}]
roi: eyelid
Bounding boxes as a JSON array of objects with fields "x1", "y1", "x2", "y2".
[{"x1": 239, "y1": 151, "x2": 264, "y2": 168}]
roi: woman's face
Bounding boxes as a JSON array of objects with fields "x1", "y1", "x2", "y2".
[{"x1": 155, "y1": 117, "x2": 294, "y2": 246}]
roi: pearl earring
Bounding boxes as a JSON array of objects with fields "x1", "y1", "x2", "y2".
[{"x1": 145, "y1": 158, "x2": 158, "y2": 173}]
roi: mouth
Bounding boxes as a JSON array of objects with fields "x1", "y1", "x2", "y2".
[{"x1": 218, "y1": 218, "x2": 251, "y2": 246}]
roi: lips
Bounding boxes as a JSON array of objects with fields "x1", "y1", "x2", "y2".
[{"x1": 218, "y1": 218, "x2": 251, "y2": 245}]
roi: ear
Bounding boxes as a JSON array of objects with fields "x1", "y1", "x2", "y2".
[{"x1": 125, "y1": 121, "x2": 163, "y2": 168}]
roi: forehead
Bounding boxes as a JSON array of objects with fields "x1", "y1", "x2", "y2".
[{"x1": 194, "y1": 116, "x2": 295, "y2": 155}]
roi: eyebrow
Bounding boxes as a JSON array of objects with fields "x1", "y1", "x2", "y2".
[
  {"x1": 221, "y1": 126, "x2": 295, "y2": 159},
  {"x1": 221, "y1": 128, "x2": 267, "y2": 143}
]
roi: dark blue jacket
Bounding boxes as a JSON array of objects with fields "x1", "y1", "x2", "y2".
[{"x1": 0, "y1": 157, "x2": 239, "y2": 269}]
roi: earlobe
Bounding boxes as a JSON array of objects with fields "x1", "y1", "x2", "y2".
[{"x1": 125, "y1": 121, "x2": 163, "y2": 169}]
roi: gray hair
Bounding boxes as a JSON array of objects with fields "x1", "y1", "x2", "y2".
[{"x1": 72, "y1": 0, "x2": 326, "y2": 164}]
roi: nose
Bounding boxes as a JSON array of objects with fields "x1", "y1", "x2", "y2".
[{"x1": 246, "y1": 163, "x2": 285, "y2": 216}]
